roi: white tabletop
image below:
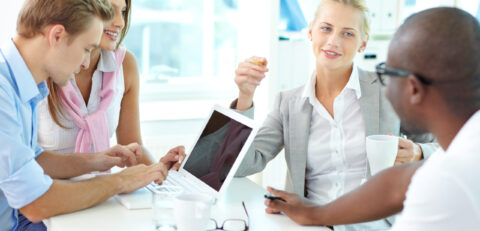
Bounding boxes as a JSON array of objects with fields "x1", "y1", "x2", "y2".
[{"x1": 44, "y1": 178, "x2": 331, "y2": 231}]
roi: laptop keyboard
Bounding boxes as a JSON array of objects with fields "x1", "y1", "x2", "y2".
[{"x1": 147, "y1": 170, "x2": 205, "y2": 193}]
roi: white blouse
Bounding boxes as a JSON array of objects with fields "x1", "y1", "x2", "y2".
[
  {"x1": 37, "y1": 49, "x2": 125, "y2": 154},
  {"x1": 304, "y1": 66, "x2": 390, "y2": 231},
  {"x1": 304, "y1": 65, "x2": 367, "y2": 204}
]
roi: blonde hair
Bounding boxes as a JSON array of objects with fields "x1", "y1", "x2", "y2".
[
  {"x1": 17, "y1": 0, "x2": 114, "y2": 39},
  {"x1": 313, "y1": 0, "x2": 370, "y2": 40}
]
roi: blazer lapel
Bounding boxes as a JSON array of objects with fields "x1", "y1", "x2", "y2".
[
  {"x1": 288, "y1": 98, "x2": 312, "y2": 196},
  {"x1": 359, "y1": 70, "x2": 380, "y2": 136}
]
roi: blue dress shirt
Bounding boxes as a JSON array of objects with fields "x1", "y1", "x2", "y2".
[{"x1": 0, "y1": 40, "x2": 53, "y2": 231}]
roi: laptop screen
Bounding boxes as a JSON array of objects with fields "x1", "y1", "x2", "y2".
[{"x1": 183, "y1": 110, "x2": 253, "y2": 191}]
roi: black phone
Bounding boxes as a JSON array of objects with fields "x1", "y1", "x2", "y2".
[{"x1": 264, "y1": 193, "x2": 286, "y2": 202}]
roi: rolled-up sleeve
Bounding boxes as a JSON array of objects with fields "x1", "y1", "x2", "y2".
[
  {"x1": 0, "y1": 132, "x2": 53, "y2": 209},
  {"x1": 34, "y1": 143, "x2": 44, "y2": 157}
]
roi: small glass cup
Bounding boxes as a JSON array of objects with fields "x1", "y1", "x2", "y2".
[{"x1": 152, "y1": 185, "x2": 183, "y2": 231}]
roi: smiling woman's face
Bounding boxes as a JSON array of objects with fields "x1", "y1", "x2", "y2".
[
  {"x1": 99, "y1": 0, "x2": 127, "y2": 51},
  {"x1": 309, "y1": 0, "x2": 366, "y2": 71}
]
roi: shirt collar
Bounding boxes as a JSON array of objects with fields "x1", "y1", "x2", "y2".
[
  {"x1": 345, "y1": 64, "x2": 362, "y2": 99},
  {"x1": 301, "y1": 71, "x2": 317, "y2": 104},
  {"x1": 33, "y1": 81, "x2": 49, "y2": 104},
  {"x1": 301, "y1": 63, "x2": 362, "y2": 101},
  {"x1": 1, "y1": 39, "x2": 48, "y2": 103},
  {"x1": 97, "y1": 49, "x2": 118, "y2": 73}
]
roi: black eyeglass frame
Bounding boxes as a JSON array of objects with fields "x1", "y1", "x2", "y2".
[
  {"x1": 375, "y1": 62, "x2": 433, "y2": 86},
  {"x1": 207, "y1": 201, "x2": 250, "y2": 231}
]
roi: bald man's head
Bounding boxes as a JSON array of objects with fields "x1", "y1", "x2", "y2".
[
  {"x1": 390, "y1": 7, "x2": 480, "y2": 82},
  {"x1": 388, "y1": 7, "x2": 480, "y2": 117}
]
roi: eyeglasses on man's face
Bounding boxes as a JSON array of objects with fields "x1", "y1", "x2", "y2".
[
  {"x1": 207, "y1": 201, "x2": 250, "y2": 231},
  {"x1": 375, "y1": 62, "x2": 433, "y2": 86}
]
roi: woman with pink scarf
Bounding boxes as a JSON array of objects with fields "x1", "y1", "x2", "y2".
[{"x1": 37, "y1": 0, "x2": 185, "y2": 174}]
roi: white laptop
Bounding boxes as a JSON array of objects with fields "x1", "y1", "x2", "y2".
[{"x1": 115, "y1": 104, "x2": 258, "y2": 209}]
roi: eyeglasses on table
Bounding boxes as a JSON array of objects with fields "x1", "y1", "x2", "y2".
[{"x1": 206, "y1": 201, "x2": 249, "y2": 231}]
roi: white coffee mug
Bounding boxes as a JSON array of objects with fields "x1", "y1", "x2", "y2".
[
  {"x1": 173, "y1": 193, "x2": 212, "y2": 231},
  {"x1": 366, "y1": 135, "x2": 399, "y2": 175}
]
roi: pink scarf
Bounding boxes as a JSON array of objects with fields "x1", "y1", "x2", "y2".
[{"x1": 59, "y1": 47, "x2": 126, "y2": 153}]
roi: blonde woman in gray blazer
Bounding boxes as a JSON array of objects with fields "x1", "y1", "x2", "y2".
[
  {"x1": 233, "y1": 0, "x2": 438, "y2": 230},
  {"x1": 235, "y1": 67, "x2": 437, "y2": 192}
]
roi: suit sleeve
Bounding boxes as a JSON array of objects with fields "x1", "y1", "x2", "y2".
[
  {"x1": 401, "y1": 128, "x2": 439, "y2": 159},
  {"x1": 232, "y1": 93, "x2": 286, "y2": 177}
]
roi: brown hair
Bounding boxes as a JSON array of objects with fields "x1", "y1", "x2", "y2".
[
  {"x1": 313, "y1": 0, "x2": 370, "y2": 41},
  {"x1": 46, "y1": 79, "x2": 68, "y2": 128},
  {"x1": 116, "y1": 0, "x2": 131, "y2": 49},
  {"x1": 17, "y1": 0, "x2": 115, "y2": 128}
]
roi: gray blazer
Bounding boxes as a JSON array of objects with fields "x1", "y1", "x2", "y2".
[{"x1": 236, "y1": 68, "x2": 438, "y2": 197}]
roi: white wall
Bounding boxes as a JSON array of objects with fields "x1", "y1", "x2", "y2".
[
  {"x1": 457, "y1": 0, "x2": 480, "y2": 16},
  {"x1": 0, "y1": 0, "x2": 24, "y2": 42},
  {"x1": 237, "y1": 0, "x2": 281, "y2": 187}
]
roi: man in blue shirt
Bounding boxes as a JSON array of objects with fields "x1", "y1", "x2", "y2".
[{"x1": 0, "y1": 1, "x2": 179, "y2": 230}]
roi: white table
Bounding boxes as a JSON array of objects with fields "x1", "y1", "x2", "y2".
[{"x1": 44, "y1": 178, "x2": 330, "y2": 231}]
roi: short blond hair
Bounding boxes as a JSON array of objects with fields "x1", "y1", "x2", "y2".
[
  {"x1": 313, "y1": 0, "x2": 370, "y2": 40},
  {"x1": 17, "y1": 0, "x2": 114, "y2": 39}
]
